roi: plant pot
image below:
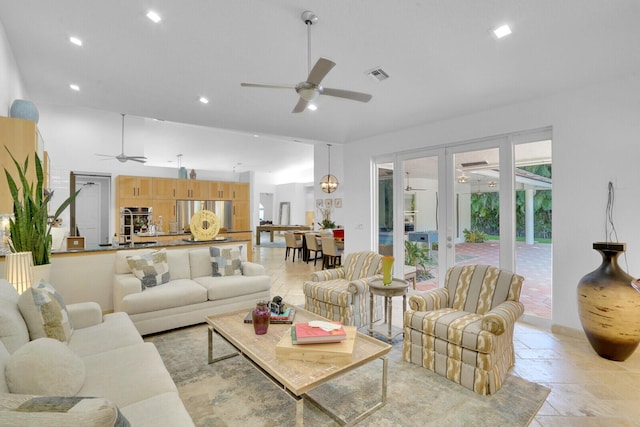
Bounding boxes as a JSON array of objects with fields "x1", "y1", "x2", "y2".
[{"x1": 577, "y1": 242, "x2": 640, "y2": 361}]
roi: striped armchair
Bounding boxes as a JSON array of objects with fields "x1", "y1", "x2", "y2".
[
  {"x1": 403, "y1": 265, "x2": 524, "y2": 395},
  {"x1": 303, "y1": 251, "x2": 384, "y2": 327}
]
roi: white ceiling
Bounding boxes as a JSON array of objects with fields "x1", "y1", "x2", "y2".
[{"x1": 1, "y1": 1, "x2": 639, "y2": 173}]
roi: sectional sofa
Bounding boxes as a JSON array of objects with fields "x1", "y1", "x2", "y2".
[{"x1": 0, "y1": 278, "x2": 193, "y2": 426}]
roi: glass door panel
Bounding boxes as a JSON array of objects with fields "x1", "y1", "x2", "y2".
[
  {"x1": 402, "y1": 156, "x2": 439, "y2": 290},
  {"x1": 451, "y1": 147, "x2": 501, "y2": 268},
  {"x1": 377, "y1": 163, "x2": 394, "y2": 256}
]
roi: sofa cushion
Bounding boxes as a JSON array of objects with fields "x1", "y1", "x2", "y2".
[
  {"x1": 79, "y1": 343, "x2": 177, "y2": 408},
  {"x1": 10, "y1": 396, "x2": 130, "y2": 427},
  {"x1": 0, "y1": 278, "x2": 20, "y2": 303},
  {"x1": 126, "y1": 249, "x2": 170, "y2": 289},
  {"x1": 194, "y1": 275, "x2": 272, "y2": 300},
  {"x1": 120, "y1": 279, "x2": 207, "y2": 315},
  {"x1": 115, "y1": 249, "x2": 154, "y2": 274},
  {"x1": 188, "y1": 248, "x2": 213, "y2": 278},
  {"x1": 119, "y1": 391, "x2": 192, "y2": 427},
  {"x1": 68, "y1": 312, "x2": 144, "y2": 357},
  {"x1": 5, "y1": 337, "x2": 86, "y2": 396},
  {"x1": 209, "y1": 246, "x2": 242, "y2": 276},
  {"x1": 166, "y1": 249, "x2": 191, "y2": 280},
  {"x1": 18, "y1": 282, "x2": 73, "y2": 342},
  {"x1": 0, "y1": 341, "x2": 9, "y2": 393},
  {"x1": 0, "y1": 297, "x2": 30, "y2": 353}
]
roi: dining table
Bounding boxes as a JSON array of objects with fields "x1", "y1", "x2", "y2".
[{"x1": 295, "y1": 231, "x2": 344, "y2": 263}]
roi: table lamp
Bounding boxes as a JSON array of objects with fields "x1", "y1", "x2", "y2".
[{"x1": 4, "y1": 251, "x2": 33, "y2": 294}]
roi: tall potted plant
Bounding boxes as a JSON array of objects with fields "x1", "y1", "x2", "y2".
[{"x1": 4, "y1": 148, "x2": 80, "y2": 278}]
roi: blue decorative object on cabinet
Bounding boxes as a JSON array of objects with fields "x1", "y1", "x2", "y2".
[{"x1": 9, "y1": 99, "x2": 39, "y2": 123}]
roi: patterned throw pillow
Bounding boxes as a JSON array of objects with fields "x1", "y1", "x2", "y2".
[
  {"x1": 17, "y1": 282, "x2": 74, "y2": 343},
  {"x1": 126, "y1": 249, "x2": 170, "y2": 290},
  {"x1": 209, "y1": 246, "x2": 242, "y2": 277}
]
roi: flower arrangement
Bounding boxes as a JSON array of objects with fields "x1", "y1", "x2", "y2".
[{"x1": 317, "y1": 205, "x2": 335, "y2": 229}]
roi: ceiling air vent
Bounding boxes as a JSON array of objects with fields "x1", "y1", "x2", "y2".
[{"x1": 366, "y1": 67, "x2": 390, "y2": 82}]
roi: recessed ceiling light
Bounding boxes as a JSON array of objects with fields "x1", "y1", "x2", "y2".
[
  {"x1": 199, "y1": 97, "x2": 209, "y2": 104},
  {"x1": 307, "y1": 104, "x2": 318, "y2": 111},
  {"x1": 493, "y1": 24, "x2": 512, "y2": 39},
  {"x1": 69, "y1": 36, "x2": 83, "y2": 46},
  {"x1": 146, "y1": 11, "x2": 162, "y2": 23},
  {"x1": 69, "y1": 84, "x2": 80, "y2": 91}
]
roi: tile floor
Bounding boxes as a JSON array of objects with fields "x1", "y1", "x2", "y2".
[{"x1": 254, "y1": 240, "x2": 640, "y2": 426}]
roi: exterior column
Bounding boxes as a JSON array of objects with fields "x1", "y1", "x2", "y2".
[{"x1": 525, "y1": 189, "x2": 535, "y2": 245}]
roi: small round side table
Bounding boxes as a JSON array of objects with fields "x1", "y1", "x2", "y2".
[{"x1": 368, "y1": 278, "x2": 409, "y2": 343}]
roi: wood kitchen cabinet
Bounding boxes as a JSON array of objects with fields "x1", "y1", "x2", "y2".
[
  {"x1": 210, "y1": 181, "x2": 231, "y2": 200},
  {"x1": 232, "y1": 200, "x2": 250, "y2": 231},
  {"x1": 230, "y1": 182, "x2": 249, "y2": 200},
  {"x1": 0, "y1": 117, "x2": 40, "y2": 213},
  {"x1": 117, "y1": 176, "x2": 153, "y2": 200},
  {"x1": 176, "y1": 179, "x2": 209, "y2": 200},
  {"x1": 153, "y1": 178, "x2": 176, "y2": 199},
  {"x1": 152, "y1": 199, "x2": 177, "y2": 233}
]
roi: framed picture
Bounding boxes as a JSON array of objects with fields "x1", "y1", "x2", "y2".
[
  {"x1": 316, "y1": 199, "x2": 324, "y2": 208},
  {"x1": 325, "y1": 199, "x2": 333, "y2": 208},
  {"x1": 335, "y1": 198, "x2": 342, "y2": 208}
]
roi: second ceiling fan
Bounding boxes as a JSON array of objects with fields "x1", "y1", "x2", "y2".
[{"x1": 241, "y1": 11, "x2": 372, "y2": 113}]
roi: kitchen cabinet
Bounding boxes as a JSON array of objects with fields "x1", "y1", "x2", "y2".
[
  {"x1": 152, "y1": 199, "x2": 177, "y2": 233},
  {"x1": 176, "y1": 179, "x2": 209, "y2": 200},
  {"x1": 232, "y1": 200, "x2": 250, "y2": 231},
  {"x1": 230, "y1": 182, "x2": 249, "y2": 200},
  {"x1": 117, "y1": 176, "x2": 153, "y2": 200},
  {"x1": 153, "y1": 178, "x2": 176, "y2": 199},
  {"x1": 0, "y1": 117, "x2": 40, "y2": 213},
  {"x1": 210, "y1": 181, "x2": 230, "y2": 200}
]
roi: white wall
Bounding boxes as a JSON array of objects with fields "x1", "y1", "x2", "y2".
[
  {"x1": 343, "y1": 73, "x2": 640, "y2": 331},
  {"x1": 0, "y1": 20, "x2": 26, "y2": 114}
]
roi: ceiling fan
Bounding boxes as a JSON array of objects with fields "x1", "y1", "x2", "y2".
[
  {"x1": 241, "y1": 10, "x2": 372, "y2": 113},
  {"x1": 405, "y1": 172, "x2": 427, "y2": 192},
  {"x1": 96, "y1": 113, "x2": 147, "y2": 163}
]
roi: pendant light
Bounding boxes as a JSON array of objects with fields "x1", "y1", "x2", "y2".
[{"x1": 319, "y1": 144, "x2": 339, "y2": 193}]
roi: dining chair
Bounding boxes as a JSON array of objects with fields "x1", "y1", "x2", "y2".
[
  {"x1": 305, "y1": 233, "x2": 323, "y2": 266},
  {"x1": 284, "y1": 232, "x2": 303, "y2": 262},
  {"x1": 321, "y1": 236, "x2": 342, "y2": 269}
]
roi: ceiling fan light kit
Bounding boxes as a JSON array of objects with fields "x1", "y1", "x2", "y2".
[{"x1": 241, "y1": 11, "x2": 372, "y2": 113}]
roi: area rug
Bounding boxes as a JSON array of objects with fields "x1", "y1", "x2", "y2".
[{"x1": 145, "y1": 325, "x2": 549, "y2": 427}]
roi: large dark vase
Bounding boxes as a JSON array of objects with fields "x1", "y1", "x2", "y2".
[
  {"x1": 252, "y1": 300, "x2": 270, "y2": 335},
  {"x1": 577, "y1": 242, "x2": 640, "y2": 361}
]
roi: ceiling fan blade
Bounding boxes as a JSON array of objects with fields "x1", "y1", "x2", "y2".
[
  {"x1": 292, "y1": 97, "x2": 310, "y2": 113},
  {"x1": 322, "y1": 87, "x2": 372, "y2": 103},
  {"x1": 241, "y1": 82, "x2": 296, "y2": 89},
  {"x1": 306, "y1": 57, "x2": 336, "y2": 85},
  {"x1": 95, "y1": 153, "x2": 116, "y2": 157},
  {"x1": 128, "y1": 158, "x2": 147, "y2": 163}
]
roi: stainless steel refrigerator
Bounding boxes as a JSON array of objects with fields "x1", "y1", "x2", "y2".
[{"x1": 176, "y1": 200, "x2": 232, "y2": 232}]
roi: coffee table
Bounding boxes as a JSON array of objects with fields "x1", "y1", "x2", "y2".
[{"x1": 206, "y1": 306, "x2": 391, "y2": 426}]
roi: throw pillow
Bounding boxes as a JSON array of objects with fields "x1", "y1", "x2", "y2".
[
  {"x1": 126, "y1": 249, "x2": 170, "y2": 289},
  {"x1": 18, "y1": 282, "x2": 74, "y2": 343},
  {"x1": 209, "y1": 246, "x2": 242, "y2": 277},
  {"x1": 13, "y1": 396, "x2": 130, "y2": 427},
  {"x1": 5, "y1": 337, "x2": 86, "y2": 396}
]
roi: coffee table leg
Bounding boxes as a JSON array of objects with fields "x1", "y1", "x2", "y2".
[
  {"x1": 208, "y1": 325, "x2": 214, "y2": 364},
  {"x1": 296, "y1": 397, "x2": 304, "y2": 426}
]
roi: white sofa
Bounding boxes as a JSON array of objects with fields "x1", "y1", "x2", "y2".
[
  {"x1": 113, "y1": 246, "x2": 272, "y2": 335},
  {"x1": 0, "y1": 278, "x2": 193, "y2": 426}
]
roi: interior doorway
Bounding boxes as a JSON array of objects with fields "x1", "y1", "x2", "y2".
[{"x1": 70, "y1": 172, "x2": 111, "y2": 246}]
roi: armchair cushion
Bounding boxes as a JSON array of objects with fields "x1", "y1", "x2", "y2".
[
  {"x1": 18, "y1": 282, "x2": 73, "y2": 343},
  {"x1": 311, "y1": 268, "x2": 346, "y2": 282},
  {"x1": 67, "y1": 302, "x2": 103, "y2": 329}
]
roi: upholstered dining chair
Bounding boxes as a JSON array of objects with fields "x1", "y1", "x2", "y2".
[
  {"x1": 320, "y1": 236, "x2": 342, "y2": 269},
  {"x1": 403, "y1": 264, "x2": 524, "y2": 395},
  {"x1": 305, "y1": 233, "x2": 323, "y2": 266},
  {"x1": 303, "y1": 251, "x2": 385, "y2": 327},
  {"x1": 284, "y1": 232, "x2": 303, "y2": 262}
]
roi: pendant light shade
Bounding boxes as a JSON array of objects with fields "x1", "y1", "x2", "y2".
[{"x1": 320, "y1": 144, "x2": 339, "y2": 193}]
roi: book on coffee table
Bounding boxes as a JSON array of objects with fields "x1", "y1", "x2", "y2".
[
  {"x1": 291, "y1": 321, "x2": 346, "y2": 344},
  {"x1": 243, "y1": 308, "x2": 296, "y2": 324},
  {"x1": 276, "y1": 326, "x2": 357, "y2": 365}
]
